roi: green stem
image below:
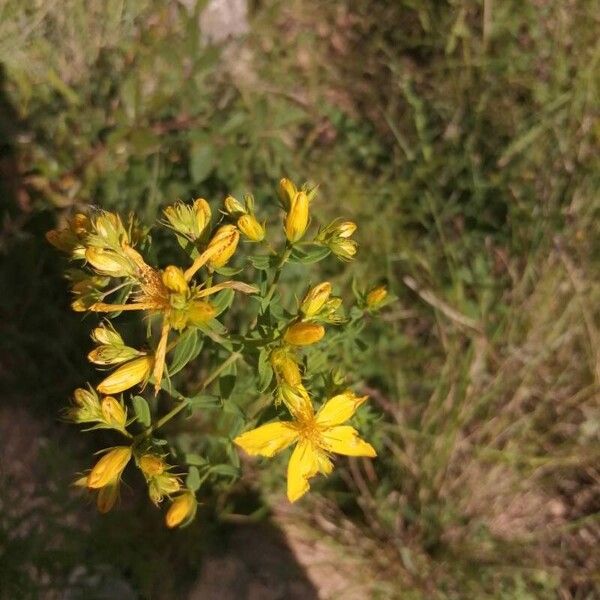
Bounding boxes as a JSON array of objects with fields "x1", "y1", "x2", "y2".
[
  {"x1": 142, "y1": 351, "x2": 243, "y2": 438},
  {"x1": 265, "y1": 245, "x2": 292, "y2": 303}
]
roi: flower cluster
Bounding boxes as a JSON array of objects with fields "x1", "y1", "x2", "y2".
[{"x1": 48, "y1": 177, "x2": 389, "y2": 528}]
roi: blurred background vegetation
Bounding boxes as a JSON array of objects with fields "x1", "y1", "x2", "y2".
[{"x1": 1, "y1": 0, "x2": 599, "y2": 598}]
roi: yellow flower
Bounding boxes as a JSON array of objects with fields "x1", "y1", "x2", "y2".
[
  {"x1": 165, "y1": 491, "x2": 197, "y2": 528},
  {"x1": 206, "y1": 225, "x2": 240, "y2": 269},
  {"x1": 100, "y1": 396, "x2": 127, "y2": 429},
  {"x1": 237, "y1": 214, "x2": 265, "y2": 242},
  {"x1": 162, "y1": 265, "x2": 189, "y2": 295},
  {"x1": 284, "y1": 191, "x2": 309, "y2": 243},
  {"x1": 300, "y1": 282, "x2": 332, "y2": 317},
  {"x1": 234, "y1": 390, "x2": 376, "y2": 502},
  {"x1": 366, "y1": 285, "x2": 388, "y2": 308},
  {"x1": 271, "y1": 349, "x2": 302, "y2": 386},
  {"x1": 283, "y1": 322, "x2": 325, "y2": 346},
  {"x1": 97, "y1": 355, "x2": 153, "y2": 395},
  {"x1": 87, "y1": 446, "x2": 132, "y2": 489}
]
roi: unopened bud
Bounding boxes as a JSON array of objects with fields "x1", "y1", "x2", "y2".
[
  {"x1": 284, "y1": 191, "x2": 309, "y2": 243},
  {"x1": 101, "y1": 396, "x2": 127, "y2": 429},
  {"x1": 162, "y1": 266, "x2": 188, "y2": 295},
  {"x1": 237, "y1": 214, "x2": 265, "y2": 242},
  {"x1": 87, "y1": 446, "x2": 132, "y2": 489},
  {"x1": 206, "y1": 225, "x2": 240, "y2": 269},
  {"x1": 278, "y1": 178, "x2": 297, "y2": 211},
  {"x1": 165, "y1": 491, "x2": 197, "y2": 528},
  {"x1": 283, "y1": 321, "x2": 325, "y2": 346},
  {"x1": 300, "y1": 282, "x2": 332, "y2": 317},
  {"x1": 85, "y1": 247, "x2": 132, "y2": 277},
  {"x1": 187, "y1": 300, "x2": 216, "y2": 325},
  {"x1": 224, "y1": 195, "x2": 246, "y2": 216},
  {"x1": 91, "y1": 322, "x2": 124, "y2": 346},
  {"x1": 139, "y1": 454, "x2": 166, "y2": 477},
  {"x1": 88, "y1": 345, "x2": 142, "y2": 365},
  {"x1": 97, "y1": 355, "x2": 153, "y2": 395},
  {"x1": 271, "y1": 349, "x2": 302, "y2": 386},
  {"x1": 366, "y1": 285, "x2": 388, "y2": 308}
]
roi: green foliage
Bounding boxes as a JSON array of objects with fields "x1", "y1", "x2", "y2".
[{"x1": 1, "y1": 0, "x2": 599, "y2": 597}]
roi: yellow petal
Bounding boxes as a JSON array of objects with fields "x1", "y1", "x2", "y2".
[
  {"x1": 320, "y1": 425, "x2": 376, "y2": 457},
  {"x1": 234, "y1": 422, "x2": 298, "y2": 458},
  {"x1": 286, "y1": 440, "x2": 320, "y2": 502},
  {"x1": 315, "y1": 392, "x2": 368, "y2": 427}
]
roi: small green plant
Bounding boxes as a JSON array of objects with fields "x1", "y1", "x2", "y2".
[{"x1": 47, "y1": 178, "x2": 391, "y2": 527}]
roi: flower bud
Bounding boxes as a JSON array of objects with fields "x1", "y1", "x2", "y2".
[
  {"x1": 224, "y1": 195, "x2": 246, "y2": 216},
  {"x1": 300, "y1": 282, "x2": 332, "y2": 317},
  {"x1": 88, "y1": 345, "x2": 142, "y2": 365},
  {"x1": 165, "y1": 491, "x2": 197, "y2": 528},
  {"x1": 284, "y1": 191, "x2": 309, "y2": 243},
  {"x1": 337, "y1": 221, "x2": 357, "y2": 238},
  {"x1": 270, "y1": 349, "x2": 302, "y2": 386},
  {"x1": 93, "y1": 212, "x2": 128, "y2": 246},
  {"x1": 278, "y1": 178, "x2": 297, "y2": 211},
  {"x1": 329, "y1": 238, "x2": 358, "y2": 261},
  {"x1": 96, "y1": 483, "x2": 119, "y2": 513},
  {"x1": 97, "y1": 355, "x2": 153, "y2": 395},
  {"x1": 85, "y1": 247, "x2": 133, "y2": 277},
  {"x1": 87, "y1": 446, "x2": 132, "y2": 489},
  {"x1": 164, "y1": 199, "x2": 211, "y2": 241},
  {"x1": 279, "y1": 382, "x2": 312, "y2": 420},
  {"x1": 91, "y1": 322, "x2": 123, "y2": 346},
  {"x1": 192, "y1": 198, "x2": 211, "y2": 235},
  {"x1": 366, "y1": 285, "x2": 388, "y2": 308},
  {"x1": 46, "y1": 228, "x2": 79, "y2": 254},
  {"x1": 283, "y1": 321, "x2": 325, "y2": 346},
  {"x1": 101, "y1": 396, "x2": 127, "y2": 429},
  {"x1": 162, "y1": 265, "x2": 188, "y2": 295},
  {"x1": 68, "y1": 387, "x2": 102, "y2": 423},
  {"x1": 237, "y1": 214, "x2": 265, "y2": 242},
  {"x1": 70, "y1": 213, "x2": 91, "y2": 236},
  {"x1": 206, "y1": 225, "x2": 240, "y2": 269},
  {"x1": 187, "y1": 300, "x2": 216, "y2": 325},
  {"x1": 139, "y1": 454, "x2": 166, "y2": 477}
]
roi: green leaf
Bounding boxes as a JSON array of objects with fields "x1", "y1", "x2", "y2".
[
  {"x1": 190, "y1": 143, "x2": 214, "y2": 183},
  {"x1": 213, "y1": 266, "x2": 244, "y2": 276},
  {"x1": 211, "y1": 289, "x2": 235, "y2": 317},
  {"x1": 132, "y1": 396, "x2": 151, "y2": 427},
  {"x1": 188, "y1": 393, "x2": 222, "y2": 410},
  {"x1": 185, "y1": 453, "x2": 208, "y2": 466},
  {"x1": 186, "y1": 466, "x2": 201, "y2": 491},
  {"x1": 289, "y1": 245, "x2": 331, "y2": 264},
  {"x1": 247, "y1": 255, "x2": 277, "y2": 270},
  {"x1": 168, "y1": 329, "x2": 202, "y2": 376},
  {"x1": 258, "y1": 348, "x2": 273, "y2": 392},
  {"x1": 209, "y1": 464, "x2": 240, "y2": 478}
]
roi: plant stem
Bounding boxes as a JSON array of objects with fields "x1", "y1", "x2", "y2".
[
  {"x1": 265, "y1": 245, "x2": 292, "y2": 302},
  {"x1": 143, "y1": 351, "x2": 242, "y2": 437}
]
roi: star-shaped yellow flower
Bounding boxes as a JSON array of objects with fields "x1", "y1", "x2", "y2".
[{"x1": 234, "y1": 387, "x2": 376, "y2": 502}]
